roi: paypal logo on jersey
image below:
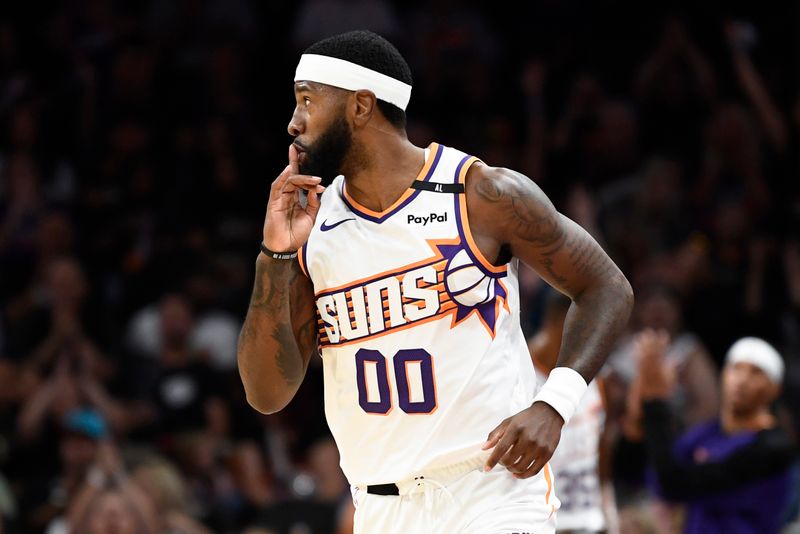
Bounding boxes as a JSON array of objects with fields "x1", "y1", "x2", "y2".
[{"x1": 407, "y1": 212, "x2": 448, "y2": 226}]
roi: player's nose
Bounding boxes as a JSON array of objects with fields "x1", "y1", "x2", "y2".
[{"x1": 287, "y1": 109, "x2": 303, "y2": 137}]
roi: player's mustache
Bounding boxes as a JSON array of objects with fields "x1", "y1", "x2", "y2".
[{"x1": 292, "y1": 140, "x2": 311, "y2": 153}]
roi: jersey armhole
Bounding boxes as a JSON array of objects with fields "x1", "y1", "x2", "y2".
[{"x1": 453, "y1": 156, "x2": 508, "y2": 276}]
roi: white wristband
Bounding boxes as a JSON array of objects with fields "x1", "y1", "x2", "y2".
[{"x1": 532, "y1": 367, "x2": 588, "y2": 424}]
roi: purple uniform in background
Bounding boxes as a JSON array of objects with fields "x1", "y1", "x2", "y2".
[
  {"x1": 643, "y1": 400, "x2": 795, "y2": 534},
  {"x1": 673, "y1": 422, "x2": 792, "y2": 534}
]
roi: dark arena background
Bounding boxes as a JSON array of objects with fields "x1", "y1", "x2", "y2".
[{"x1": 0, "y1": 1, "x2": 799, "y2": 533}]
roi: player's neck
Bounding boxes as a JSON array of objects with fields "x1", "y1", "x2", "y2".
[{"x1": 342, "y1": 134, "x2": 425, "y2": 212}]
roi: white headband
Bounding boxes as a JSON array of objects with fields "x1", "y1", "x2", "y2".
[
  {"x1": 725, "y1": 337, "x2": 784, "y2": 384},
  {"x1": 294, "y1": 54, "x2": 412, "y2": 111}
]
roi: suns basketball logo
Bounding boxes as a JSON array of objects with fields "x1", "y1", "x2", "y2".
[
  {"x1": 315, "y1": 239, "x2": 509, "y2": 347},
  {"x1": 444, "y1": 248, "x2": 497, "y2": 307}
]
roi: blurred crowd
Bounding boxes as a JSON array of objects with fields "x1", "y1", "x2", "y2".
[{"x1": 0, "y1": 0, "x2": 798, "y2": 533}]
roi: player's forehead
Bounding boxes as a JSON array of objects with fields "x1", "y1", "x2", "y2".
[
  {"x1": 294, "y1": 80, "x2": 350, "y2": 101},
  {"x1": 294, "y1": 80, "x2": 327, "y2": 94}
]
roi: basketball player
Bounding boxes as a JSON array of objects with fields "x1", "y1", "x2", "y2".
[
  {"x1": 529, "y1": 291, "x2": 617, "y2": 534},
  {"x1": 238, "y1": 31, "x2": 634, "y2": 533}
]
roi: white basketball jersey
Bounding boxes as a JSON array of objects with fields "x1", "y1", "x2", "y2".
[{"x1": 299, "y1": 143, "x2": 537, "y2": 485}]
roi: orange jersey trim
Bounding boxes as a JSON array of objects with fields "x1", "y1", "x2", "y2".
[
  {"x1": 342, "y1": 142, "x2": 440, "y2": 218},
  {"x1": 544, "y1": 462, "x2": 553, "y2": 504},
  {"x1": 456, "y1": 158, "x2": 508, "y2": 275},
  {"x1": 297, "y1": 243, "x2": 309, "y2": 278}
]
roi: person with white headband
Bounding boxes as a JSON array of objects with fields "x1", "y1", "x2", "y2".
[
  {"x1": 636, "y1": 331, "x2": 796, "y2": 534},
  {"x1": 238, "y1": 30, "x2": 634, "y2": 534}
]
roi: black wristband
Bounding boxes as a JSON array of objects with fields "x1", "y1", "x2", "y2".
[{"x1": 260, "y1": 242, "x2": 298, "y2": 260}]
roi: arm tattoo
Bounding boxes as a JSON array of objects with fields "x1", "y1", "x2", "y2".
[
  {"x1": 539, "y1": 257, "x2": 567, "y2": 286},
  {"x1": 239, "y1": 257, "x2": 313, "y2": 397},
  {"x1": 473, "y1": 170, "x2": 616, "y2": 292},
  {"x1": 560, "y1": 230, "x2": 616, "y2": 280},
  {"x1": 472, "y1": 168, "x2": 633, "y2": 380},
  {"x1": 250, "y1": 258, "x2": 297, "y2": 309},
  {"x1": 274, "y1": 322, "x2": 303, "y2": 386},
  {"x1": 475, "y1": 176, "x2": 562, "y2": 248}
]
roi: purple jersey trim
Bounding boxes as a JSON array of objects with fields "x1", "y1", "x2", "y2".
[{"x1": 452, "y1": 155, "x2": 506, "y2": 279}]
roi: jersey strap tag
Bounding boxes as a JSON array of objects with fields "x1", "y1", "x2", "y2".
[{"x1": 410, "y1": 181, "x2": 465, "y2": 194}]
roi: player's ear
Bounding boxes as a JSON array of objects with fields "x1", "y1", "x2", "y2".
[{"x1": 352, "y1": 90, "x2": 377, "y2": 127}]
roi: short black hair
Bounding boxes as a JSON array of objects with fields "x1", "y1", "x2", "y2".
[{"x1": 304, "y1": 30, "x2": 411, "y2": 129}]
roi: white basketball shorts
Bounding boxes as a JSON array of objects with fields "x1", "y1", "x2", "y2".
[{"x1": 351, "y1": 454, "x2": 559, "y2": 534}]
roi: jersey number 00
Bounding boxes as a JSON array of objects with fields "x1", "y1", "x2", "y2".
[{"x1": 355, "y1": 348, "x2": 437, "y2": 415}]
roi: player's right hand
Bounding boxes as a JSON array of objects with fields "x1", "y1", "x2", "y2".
[
  {"x1": 263, "y1": 144, "x2": 325, "y2": 252},
  {"x1": 482, "y1": 402, "x2": 564, "y2": 479}
]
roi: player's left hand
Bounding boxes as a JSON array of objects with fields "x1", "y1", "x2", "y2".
[{"x1": 482, "y1": 402, "x2": 564, "y2": 479}]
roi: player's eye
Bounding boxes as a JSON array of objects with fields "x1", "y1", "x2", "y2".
[{"x1": 304, "y1": 96, "x2": 311, "y2": 106}]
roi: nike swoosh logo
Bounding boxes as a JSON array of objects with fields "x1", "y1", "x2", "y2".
[{"x1": 320, "y1": 218, "x2": 356, "y2": 232}]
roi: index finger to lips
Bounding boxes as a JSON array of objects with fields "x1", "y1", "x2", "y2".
[
  {"x1": 288, "y1": 144, "x2": 300, "y2": 174},
  {"x1": 280, "y1": 175, "x2": 322, "y2": 194}
]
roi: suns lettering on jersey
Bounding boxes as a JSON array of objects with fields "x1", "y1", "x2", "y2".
[{"x1": 315, "y1": 239, "x2": 511, "y2": 347}]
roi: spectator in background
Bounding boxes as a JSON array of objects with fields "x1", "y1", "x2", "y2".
[
  {"x1": 724, "y1": 18, "x2": 789, "y2": 182},
  {"x1": 605, "y1": 284, "x2": 719, "y2": 533},
  {"x1": 128, "y1": 293, "x2": 229, "y2": 444},
  {"x1": 634, "y1": 17, "x2": 716, "y2": 161},
  {"x1": 14, "y1": 336, "x2": 130, "y2": 478},
  {"x1": 131, "y1": 456, "x2": 212, "y2": 534},
  {"x1": 250, "y1": 437, "x2": 348, "y2": 534},
  {"x1": 0, "y1": 154, "x2": 45, "y2": 269},
  {"x1": 599, "y1": 156, "x2": 692, "y2": 278},
  {"x1": 636, "y1": 332, "x2": 796, "y2": 534},
  {"x1": 5, "y1": 256, "x2": 109, "y2": 381},
  {"x1": 125, "y1": 277, "x2": 242, "y2": 372},
  {"x1": 528, "y1": 290, "x2": 618, "y2": 534},
  {"x1": 64, "y1": 440, "x2": 159, "y2": 534},
  {"x1": 0, "y1": 213, "x2": 77, "y2": 404},
  {"x1": 694, "y1": 104, "x2": 770, "y2": 216},
  {"x1": 609, "y1": 284, "x2": 719, "y2": 431},
  {"x1": 171, "y1": 431, "x2": 244, "y2": 531},
  {"x1": 12, "y1": 250, "x2": 130, "y2": 446},
  {"x1": 17, "y1": 408, "x2": 107, "y2": 533}
]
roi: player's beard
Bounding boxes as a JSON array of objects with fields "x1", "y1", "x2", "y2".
[{"x1": 297, "y1": 113, "x2": 352, "y2": 187}]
